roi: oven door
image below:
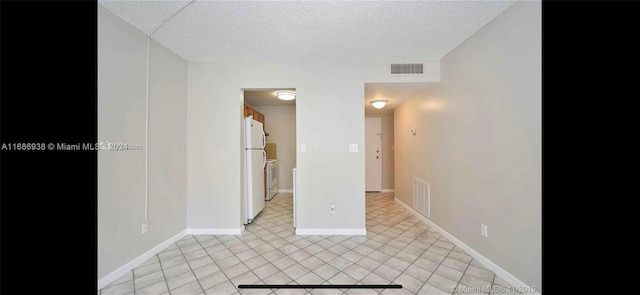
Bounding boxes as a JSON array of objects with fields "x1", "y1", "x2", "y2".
[{"x1": 270, "y1": 163, "x2": 278, "y2": 189}]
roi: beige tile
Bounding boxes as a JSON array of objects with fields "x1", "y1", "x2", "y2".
[
  {"x1": 361, "y1": 272, "x2": 390, "y2": 285},
  {"x1": 355, "y1": 257, "x2": 381, "y2": 272},
  {"x1": 283, "y1": 264, "x2": 310, "y2": 280},
  {"x1": 417, "y1": 283, "x2": 450, "y2": 295},
  {"x1": 244, "y1": 256, "x2": 269, "y2": 269},
  {"x1": 230, "y1": 271, "x2": 261, "y2": 286},
  {"x1": 135, "y1": 271, "x2": 165, "y2": 290},
  {"x1": 403, "y1": 265, "x2": 433, "y2": 281},
  {"x1": 413, "y1": 258, "x2": 440, "y2": 272},
  {"x1": 393, "y1": 273, "x2": 424, "y2": 293},
  {"x1": 100, "y1": 280, "x2": 134, "y2": 295},
  {"x1": 263, "y1": 271, "x2": 293, "y2": 285},
  {"x1": 199, "y1": 271, "x2": 229, "y2": 290},
  {"x1": 367, "y1": 250, "x2": 391, "y2": 263},
  {"x1": 288, "y1": 250, "x2": 311, "y2": 262},
  {"x1": 447, "y1": 251, "x2": 472, "y2": 264},
  {"x1": 295, "y1": 272, "x2": 324, "y2": 285},
  {"x1": 189, "y1": 255, "x2": 215, "y2": 270},
  {"x1": 164, "y1": 262, "x2": 193, "y2": 279},
  {"x1": 394, "y1": 251, "x2": 419, "y2": 264},
  {"x1": 465, "y1": 265, "x2": 495, "y2": 282},
  {"x1": 262, "y1": 250, "x2": 286, "y2": 262},
  {"x1": 441, "y1": 257, "x2": 469, "y2": 272},
  {"x1": 421, "y1": 251, "x2": 446, "y2": 264},
  {"x1": 315, "y1": 250, "x2": 338, "y2": 263},
  {"x1": 205, "y1": 281, "x2": 237, "y2": 295},
  {"x1": 312, "y1": 264, "x2": 340, "y2": 280},
  {"x1": 327, "y1": 256, "x2": 353, "y2": 271},
  {"x1": 373, "y1": 264, "x2": 401, "y2": 282},
  {"x1": 237, "y1": 249, "x2": 260, "y2": 262},
  {"x1": 343, "y1": 264, "x2": 370, "y2": 281},
  {"x1": 435, "y1": 264, "x2": 463, "y2": 282},
  {"x1": 272, "y1": 256, "x2": 297, "y2": 270},
  {"x1": 167, "y1": 271, "x2": 197, "y2": 290},
  {"x1": 134, "y1": 262, "x2": 162, "y2": 278},
  {"x1": 460, "y1": 274, "x2": 492, "y2": 290},
  {"x1": 384, "y1": 257, "x2": 410, "y2": 272},
  {"x1": 171, "y1": 280, "x2": 203, "y2": 295},
  {"x1": 137, "y1": 280, "x2": 169, "y2": 295},
  {"x1": 427, "y1": 274, "x2": 457, "y2": 293},
  {"x1": 327, "y1": 272, "x2": 357, "y2": 285},
  {"x1": 193, "y1": 263, "x2": 221, "y2": 279},
  {"x1": 299, "y1": 256, "x2": 325, "y2": 270},
  {"x1": 104, "y1": 271, "x2": 133, "y2": 288},
  {"x1": 223, "y1": 263, "x2": 251, "y2": 279},
  {"x1": 254, "y1": 263, "x2": 280, "y2": 280}
]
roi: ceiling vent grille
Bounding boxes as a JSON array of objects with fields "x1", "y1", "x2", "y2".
[{"x1": 390, "y1": 63, "x2": 424, "y2": 75}]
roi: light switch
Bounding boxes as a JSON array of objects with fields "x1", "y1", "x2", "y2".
[
  {"x1": 349, "y1": 144, "x2": 358, "y2": 153},
  {"x1": 301, "y1": 144, "x2": 306, "y2": 153}
]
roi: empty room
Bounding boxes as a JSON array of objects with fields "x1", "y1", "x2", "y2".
[{"x1": 98, "y1": 1, "x2": 541, "y2": 294}]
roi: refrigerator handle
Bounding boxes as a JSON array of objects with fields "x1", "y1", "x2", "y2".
[
  {"x1": 262, "y1": 150, "x2": 267, "y2": 168},
  {"x1": 261, "y1": 129, "x2": 266, "y2": 148}
]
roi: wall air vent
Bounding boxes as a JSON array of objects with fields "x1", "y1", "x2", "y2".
[{"x1": 390, "y1": 63, "x2": 424, "y2": 75}]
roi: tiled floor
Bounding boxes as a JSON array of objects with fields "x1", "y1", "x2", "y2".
[{"x1": 99, "y1": 192, "x2": 522, "y2": 295}]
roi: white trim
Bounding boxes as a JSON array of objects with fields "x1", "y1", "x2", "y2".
[
  {"x1": 185, "y1": 228, "x2": 243, "y2": 235},
  {"x1": 98, "y1": 230, "x2": 186, "y2": 290},
  {"x1": 381, "y1": 189, "x2": 395, "y2": 193},
  {"x1": 295, "y1": 228, "x2": 366, "y2": 236},
  {"x1": 278, "y1": 189, "x2": 293, "y2": 193},
  {"x1": 394, "y1": 198, "x2": 540, "y2": 295}
]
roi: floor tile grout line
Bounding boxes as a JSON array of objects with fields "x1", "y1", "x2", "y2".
[
  {"x1": 192, "y1": 235, "x2": 243, "y2": 294},
  {"x1": 155, "y1": 254, "x2": 173, "y2": 294},
  {"x1": 132, "y1": 269, "x2": 137, "y2": 295},
  {"x1": 171, "y1": 239, "x2": 209, "y2": 294}
]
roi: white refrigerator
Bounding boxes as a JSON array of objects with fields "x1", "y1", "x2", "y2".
[{"x1": 244, "y1": 116, "x2": 266, "y2": 224}]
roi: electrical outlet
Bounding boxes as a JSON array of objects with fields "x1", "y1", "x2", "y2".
[
  {"x1": 301, "y1": 144, "x2": 306, "y2": 153},
  {"x1": 142, "y1": 221, "x2": 149, "y2": 234},
  {"x1": 330, "y1": 203, "x2": 335, "y2": 213},
  {"x1": 348, "y1": 144, "x2": 358, "y2": 153},
  {"x1": 481, "y1": 224, "x2": 487, "y2": 238}
]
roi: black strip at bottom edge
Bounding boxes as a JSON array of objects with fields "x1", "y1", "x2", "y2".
[{"x1": 238, "y1": 285, "x2": 402, "y2": 289}]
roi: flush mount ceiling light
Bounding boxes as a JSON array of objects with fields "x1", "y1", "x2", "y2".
[
  {"x1": 370, "y1": 100, "x2": 389, "y2": 109},
  {"x1": 276, "y1": 91, "x2": 296, "y2": 101}
]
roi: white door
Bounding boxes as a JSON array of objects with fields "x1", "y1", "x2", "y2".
[{"x1": 365, "y1": 117, "x2": 382, "y2": 192}]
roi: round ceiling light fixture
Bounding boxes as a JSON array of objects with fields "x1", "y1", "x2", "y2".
[
  {"x1": 370, "y1": 100, "x2": 389, "y2": 109},
  {"x1": 276, "y1": 91, "x2": 296, "y2": 101}
]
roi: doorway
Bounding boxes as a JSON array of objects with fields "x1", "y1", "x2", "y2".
[
  {"x1": 242, "y1": 89, "x2": 297, "y2": 230},
  {"x1": 365, "y1": 117, "x2": 382, "y2": 192}
]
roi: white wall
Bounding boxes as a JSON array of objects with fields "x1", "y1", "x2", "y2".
[
  {"x1": 380, "y1": 114, "x2": 395, "y2": 190},
  {"x1": 187, "y1": 60, "x2": 439, "y2": 232},
  {"x1": 394, "y1": 1, "x2": 541, "y2": 291},
  {"x1": 98, "y1": 5, "x2": 188, "y2": 278},
  {"x1": 254, "y1": 106, "x2": 296, "y2": 190}
]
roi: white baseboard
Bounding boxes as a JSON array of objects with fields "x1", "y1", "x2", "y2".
[
  {"x1": 98, "y1": 229, "x2": 186, "y2": 290},
  {"x1": 278, "y1": 189, "x2": 293, "y2": 193},
  {"x1": 394, "y1": 198, "x2": 540, "y2": 295},
  {"x1": 381, "y1": 189, "x2": 395, "y2": 193},
  {"x1": 185, "y1": 228, "x2": 243, "y2": 235},
  {"x1": 296, "y1": 228, "x2": 367, "y2": 236}
]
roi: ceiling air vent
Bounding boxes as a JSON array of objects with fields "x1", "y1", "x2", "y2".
[{"x1": 390, "y1": 63, "x2": 424, "y2": 75}]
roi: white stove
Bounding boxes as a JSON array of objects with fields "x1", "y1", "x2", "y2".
[{"x1": 266, "y1": 160, "x2": 278, "y2": 200}]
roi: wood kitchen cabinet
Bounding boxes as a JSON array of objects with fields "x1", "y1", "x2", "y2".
[{"x1": 244, "y1": 104, "x2": 265, "y2": 130}]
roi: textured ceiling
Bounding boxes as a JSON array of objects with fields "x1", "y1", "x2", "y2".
[
  {"x1": 244, "y1": 89, "x2": 296, "y2": 107},
  {"x1": 99, "y1": 0, "x2": 515, "y2": 62},
  {"x1": 365, "y1": 82, "x2": 437, "y2": 115}
]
